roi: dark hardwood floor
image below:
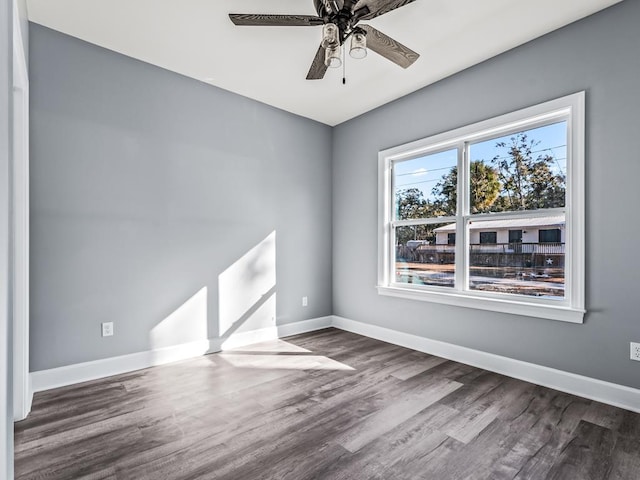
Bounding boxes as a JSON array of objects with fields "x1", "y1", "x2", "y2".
[{"x1": 15, "y1": 328, "x2": 640, "y2": 479}]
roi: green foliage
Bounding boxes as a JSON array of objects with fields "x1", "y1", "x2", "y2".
[
  {"x1": 395, "y1": 187, "x2": 429, "y2": 220},
  {"x1": 394, "y1": 188, "x2": 437, "y2": 246},
  {"x1": 432, "y1": 161, "x2": 501, "y2": 215},
  {"x1": 470, "y1": 161, "x2": 501, "y2": 213},
  {"x1": 490, "y1": 133, "x2": 566, "y2": 211},
  {"x1": 432, "y1": 167, "x2": 457, "y2": 216}
]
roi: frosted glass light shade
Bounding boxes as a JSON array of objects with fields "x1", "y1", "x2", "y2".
[
  {"x1": 321, "y1": 23, "x2": 339, "y2": 49},
  {"x1": 325, "y1": 45, "x2": 342, "y2": 68},
  {"x1": 350, "y1": 31, "x2": 367, "y2": 59}
]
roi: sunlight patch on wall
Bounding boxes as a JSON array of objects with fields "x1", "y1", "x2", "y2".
[
  {"x1": 218, "y1": 231, "x2": 277, "y2": 338},
  {"x1": 150, "y1": 286, "x2": 208, "y2": 350}
]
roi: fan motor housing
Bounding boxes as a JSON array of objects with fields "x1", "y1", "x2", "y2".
[{"x1": 314, "y1": 0, "x2": 357, "y2": 43}]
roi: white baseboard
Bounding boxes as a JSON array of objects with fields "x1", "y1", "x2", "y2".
[
  {"x1": 13, "y1": 378, "x2": 33, "y2": 422},
  {"x1": 219, "y1": 316, "x2": 333, "y2": 350},
  {"x1": 332, "y1": 315, "x2": 640, "y2": 414},
  {"x1": 30, "y1": 316, "x2": 332, "y2": 393},
  {"x1": 29, "y1": 314, "x2": 640, "y2": 414},
  {"x1": 277, "y1": 316, "x2": 333, "y2": 338},
  {"x1": 31, "y1": 339, "x2": 215, "y2": 393}
]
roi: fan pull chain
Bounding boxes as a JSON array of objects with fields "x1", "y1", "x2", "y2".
[{"x1": 342, "y1": 45, "x2": 346, "y2": 85}]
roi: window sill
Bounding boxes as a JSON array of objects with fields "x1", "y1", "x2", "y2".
[{"x1": 377, "y1": 285, "x2": 585, "y2": 324}]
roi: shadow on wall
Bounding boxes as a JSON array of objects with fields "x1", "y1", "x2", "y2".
[{"x1": 149, "y1": 231, "x2": 277, "y2": 357}]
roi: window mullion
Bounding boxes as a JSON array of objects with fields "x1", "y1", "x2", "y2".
[{"x1": 455, "y1": 143, "x2": 468, "y2": 292}]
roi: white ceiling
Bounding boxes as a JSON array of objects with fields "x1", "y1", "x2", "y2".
[{"x1": 27, "y1": 0, "x2": 622, "y2": 126}]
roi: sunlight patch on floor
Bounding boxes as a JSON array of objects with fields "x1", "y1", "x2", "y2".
[
  {"x1": 219, "y1": 338, "x2": 354, "y2": 371},
  {"x1": 224, "y1": 338, "x2": 311, "y2": 354},
  {"x1": 218, "y1": 353, "x2": 354, "y2": 371}
]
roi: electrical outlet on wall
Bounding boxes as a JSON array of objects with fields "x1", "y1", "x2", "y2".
[
  {"x1": 102, "y1": 322, "x2": 114, "y2": 337},
  {"x1": 631, "y1": 342, "x2": 640, "y2": 361},
  {"x1": 302, "y1": 296, "x2": 308, "y2": 307}
]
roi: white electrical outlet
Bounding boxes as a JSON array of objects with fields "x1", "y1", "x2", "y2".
[
  {"x1": 102, "y1": 322, "x2": 114, "y2": 337},
  {"x1": 631, "y1": 342, "x2": 640, "y2": 361},
  {"x1": 302, "y1": 296, "x2": 308, "y2": 307}
]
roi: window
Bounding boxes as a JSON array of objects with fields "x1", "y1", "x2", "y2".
[
  {"x1": 378, "y1": 92, "x2": 585, "y2": 323},
  {"x1": 479, "y1": 232, "x2": 497, "y2": 244},
  {"x1": 508, "y1": 230, "x2": 522, "y2": 243},
  {"x1": 539, "y1": 229, "x2": 561, "y2": 243}
]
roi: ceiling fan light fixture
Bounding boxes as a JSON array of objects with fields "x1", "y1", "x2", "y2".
[
  {"x1": 349, "y1": 30, "x2": 367, "y2": 59},
  {"x1": 229, "y1": 0, "x2": 421, "y2": 81},
  {"x1": 321, "y1": 23, "x2": 340, "y2": 49},
  {"x1": 325, "y1": 45, "x2": 342, "y2": 68}
]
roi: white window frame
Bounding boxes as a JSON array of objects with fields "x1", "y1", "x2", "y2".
[{"x1": 377, "y1": 92, "x2": 585, "y2": 323}]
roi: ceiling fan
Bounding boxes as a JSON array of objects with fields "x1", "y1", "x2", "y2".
[{"x1": 229, "y1": 0, "x2": 420, "y2": 80}]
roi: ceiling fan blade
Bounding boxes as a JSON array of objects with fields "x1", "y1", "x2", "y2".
[
  {"x1": 229, "y1": 14, "x2": 324, "y2": 27},
  {"x1": 355, "y1": 0, "x2": 416, "y2": 20},
  {"x1": 352, "y1": 5, "x2": 371, "y2": 22},
  {"x1": 360, "y1": 25, "x2": 419, "y2": 68},
  {"x1": 343, "y1": 0, "x2": 358, "y2": 11},
  {"x1": 306, "y1": 44, "x2": 328, "y2": 80}
]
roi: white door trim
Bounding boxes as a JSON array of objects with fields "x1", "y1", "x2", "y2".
[{"x1": 12, "y1": 3, "x2": 30, "y2": 422}]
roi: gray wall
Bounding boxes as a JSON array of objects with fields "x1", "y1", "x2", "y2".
[
  {"x1": 333, "y1": 0, "x2": 640, "y2": 389},
  {"x1": 30, "y1": 24, "x2": 333, "y2": 371},
  {"x1": 2, "y1": 0, "x2": 14, "y2": 476},
  {"x1": 30, "y1": 0, "x2": 640, "y2": 391}
]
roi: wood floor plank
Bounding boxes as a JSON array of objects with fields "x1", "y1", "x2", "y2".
[
  {"x1": 14, "y1": 328, "x2": 640, "y2": 480},
  {"x1": 441, "y1": 377, "x2": 529, "y2": 444},
  {"x1": 438, "y1": 370, "x2": 506, "y2": 411},
  {"x1": 617, "y1": 410, "x2": 640, "y2": 439},
  {"x1": 336, "y1": 378, "x2": 462, "y2": 452},
  {"x1": 546, "y1": 420, "x2": 616, "y2": 480},
  {"x1": 74, "y1": 467, "x2": 118, "y2": 480},
  {"x1": 608, "y1": 435, "x2": 640, "y2": 480},
  {"x1": 471, "y1": 386, "x2": 558, "y2": 480},
  {"x1": 328, "y1": 403, "x2": 460, "y2": 480},
  {"x1": 508, "y1": 392, "x2": 591, "y2": 479},
  {"x1": 390, "y1": 354, "x2": 448, "y2": 381},
  {"x1": 583, "y1": 401, "x2": 627, "y2": 430}
]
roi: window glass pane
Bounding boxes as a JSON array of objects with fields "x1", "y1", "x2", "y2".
[
  {"x1": 394, "y1": 149, "x2": 458, "y2": 220},
  {"x1": 395, "y1": 223, "x2": 455, "y2": 288},
  {"x1": 479, "y1": 231, "x2": 497, "y2": 244},
  {"x1": 468, "y1": 215, "x2": 565, "y2": 298},
  {"x1": 539, "y1": 229, "x2": 561, "y2": 243},
  {"x1": 508, "y1": 229, "x2": 523, "y2": 243},
  {"x1": 468, "y1": 122, "x2": 567, "y2": 213}
]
